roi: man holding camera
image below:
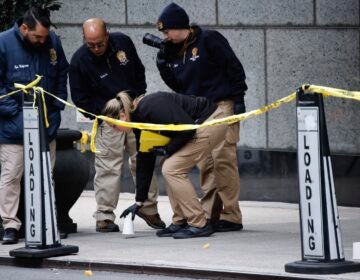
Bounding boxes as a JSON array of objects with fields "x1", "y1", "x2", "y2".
[
  {"x1": 149, "y1": 3, "x2": 247, "y2": 233},
  {"x1": 69, "y1": 18, "x2": 165, "y2": 232}
]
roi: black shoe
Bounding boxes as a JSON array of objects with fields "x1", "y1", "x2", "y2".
[
  {"x1": 156, "y1": 223, "x2": 187, "y2": 237},
  {"x1": 173, "y1": 223, "x2": 214, "y2": 239},
  {"x1": 213, "y1": 220, "x2": 243, "y2": 232},
  {"x1": 60, "y1": 231, "x2": 68, "y2": 239},
  {"x1": 2, "y1": 228, "x2": 18, "y2": 245}
]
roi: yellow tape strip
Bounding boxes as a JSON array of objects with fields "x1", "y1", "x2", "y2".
[
  {"x1": 303, "y1": 84, "x2": 360, "y2": 101},
  {"x1": 80, "y1": 130, "x2": 89, "y2": 153},
  {"x1": 0, "y1": 88, "x2": 23, "y2": 99},
  {"x1": 3, "y1": 76, "x2": 360, "y2": 153},
  {"x1": 90, "y1": 118, "x2": 98, "y2": 153},
  {"x1": 1, "y1": 75, "x2": 42, "y2": 100},
  {"x1": 42, "y1": 89, "x2": 98, "y2": 119},
  {"x1": 35, "y1": 87, "x2": 50, "y2": 128},
  {"x1": 99, "y1": 92, "x2": 297, "y2": 131},
  {"x1": 14, "y1": 74, "x2": 42, "y2": 93},
  {"x1": 13, "y1": 76, "x2": 50, "y2": 128}
]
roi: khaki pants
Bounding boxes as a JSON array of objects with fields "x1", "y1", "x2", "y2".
[
  {"x1": 198, "y1": 100, "x2": 242, "y2": 224},
  {"x1": 0, "y1": 141, "x2": 56, "y2": 230},
  {"x1": 93, "y1": 122, "x2": 159, "y2": 221},
  {"x1": 162, "y1": 107, "x2": 227, "y2": 228}
]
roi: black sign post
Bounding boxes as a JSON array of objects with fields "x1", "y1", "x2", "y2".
[
  {"x1": 285, "y1": 88, "x2": 360, "y2": 274},
  {"x1": 10, "y1": 91, "x2": 78, "y2": 258}
]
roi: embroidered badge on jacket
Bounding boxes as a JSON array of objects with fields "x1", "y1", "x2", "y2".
[
  {"x1": 117, "y1": 50, "x2": 129, "y2": 65},
  {"x1": 190, "y1": 47, "x2": 199, "y2": 62},
  {"x1": 49, "y1": 48, "x2": 58, "y2": 65},
  {"x1": 157, "y1": 21, "x2": 164, "y2": 30}
]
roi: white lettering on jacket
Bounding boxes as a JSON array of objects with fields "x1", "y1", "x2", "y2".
[{"x1": 14, "y1": 64, "x2": 30, "y2": 69}]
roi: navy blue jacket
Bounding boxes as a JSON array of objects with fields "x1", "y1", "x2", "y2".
[
  {"x1": 0, "y1": 22, "x2": 69, "y2": 144},
  {"x1": 69, "y1": 32, "x2": 146, "y2": 118},
  {"x1": 157, "y1": 26, "x2": 247, "y2": 103},
  {"x1": 131, "y1": 92, "x2": 217, "y2": 202}
]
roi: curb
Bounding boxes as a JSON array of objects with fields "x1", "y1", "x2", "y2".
[{"x1": 0, "y1": 256, "x2": 311, "y2": 280}]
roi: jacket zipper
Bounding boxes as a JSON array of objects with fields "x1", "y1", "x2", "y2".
[{"x1": 106, "y1": 57, "x2": 112, "y2": 72}]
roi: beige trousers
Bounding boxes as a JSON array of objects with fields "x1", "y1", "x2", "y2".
[
  {"x1": 0, "y1": 141, "x2": 56, "y2": 230},
  {"x1": 162, "y1": 107, "x2": 227, "y2": 228},
  {"x1": 198, "y1": 100, "x2": 242, "y2": 224},
  {"x1": 93, "y1": 122, "x2": 159, "y2": 221}
]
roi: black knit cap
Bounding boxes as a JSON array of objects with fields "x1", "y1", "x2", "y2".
[{"x1": 157, "y1": 2, "x2": 190, "y2": 31}]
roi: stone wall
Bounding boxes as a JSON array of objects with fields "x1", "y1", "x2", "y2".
[{"x1": 53, "y1": 0, "x2": 360, "y2": 154}]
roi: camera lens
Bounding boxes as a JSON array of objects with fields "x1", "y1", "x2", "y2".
[{"x1": 143, "y1": 33, "x2": 164, "y2": 49}]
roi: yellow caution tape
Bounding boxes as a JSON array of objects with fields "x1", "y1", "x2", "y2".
[
  {"x1": 302, "y1": 84, "x2": 360, "y2": 101},
  {"x1": 0, "y1": 75, "x2": 42, "y2": 100},
  {"x1": 90, "y1": 118, "x2": 98, "y2": 153},
  {"x1": 14, "y1": 74, "x2": 42, "y2": 94},
  {"x1": 36, "y1": 87, "x2": 49, "y2": 128},
  {"x1": 42, "y1": 88, "x2": 97, "y2": 119},
  {"x1": 80, "y1": 130, "x2": 89, "y2": 153},
  {"x1": 0, "y1": 88, "x2": 23, "y2": 100},
  {"x1": 12, "y1": 77, "x2": 50, "y2": 128},
  {"x1": 3, "y1": 76, "x2": 360, "y2": 153},
  {"x1": 99, "y1": 92, "x2": 297, "y2": 131}
]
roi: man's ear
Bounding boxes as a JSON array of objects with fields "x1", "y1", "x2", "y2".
[{"x1": 19, "y1": 23, "x2": 29, "y2": 35}]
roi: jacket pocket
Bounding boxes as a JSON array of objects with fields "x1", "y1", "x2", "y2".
[
  {"x1": 225, "y1": 122, "x2": 239, "y2": 144},
  {"x1": 2, "y1": 112, "x2": 23, "y2": 140},
  {"x1": 9, "y1": 68, "x2": 32, "y2": 84}
]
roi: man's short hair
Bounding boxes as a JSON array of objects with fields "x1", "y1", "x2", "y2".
[{"x1": 23, "y1": 7, "x2": 52, "y2": 30}]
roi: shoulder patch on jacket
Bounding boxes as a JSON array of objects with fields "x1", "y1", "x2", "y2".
[{"x1": 49, "y1": 48, "x2": 57, "y2": 65}]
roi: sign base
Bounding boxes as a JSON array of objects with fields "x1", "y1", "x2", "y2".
[
  {"x1": 285, "y1": 260, "x2": 360, "y2": 274},
  {"x1": 9, "y1": 245, "x2": 78, "y2": 259}
]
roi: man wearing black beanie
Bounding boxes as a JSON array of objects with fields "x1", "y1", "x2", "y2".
[{"x1": 153, "y1": 2, "x2": 247, "y2": 238}]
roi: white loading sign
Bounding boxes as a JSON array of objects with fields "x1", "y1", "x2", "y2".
[
  {"x1": 23, "y1": 106, "x2": 43, "y2": 246},
  {"x1": 297, "y1": 107, "x2": 325, "y2": 259}
]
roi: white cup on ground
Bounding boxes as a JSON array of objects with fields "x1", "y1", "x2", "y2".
[{"x1": 122, "y1": 214, "x2": 134, "y2": 237}]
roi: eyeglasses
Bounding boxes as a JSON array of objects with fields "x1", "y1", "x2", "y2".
[
  {"x1": 84, "y1": 36, "x2": 108, "y2": 50},
  {"x1": 85, "y1": 38, "x2": 107, "y2": 50}
]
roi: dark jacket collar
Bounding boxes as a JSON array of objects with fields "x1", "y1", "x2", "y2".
[
  {"x1": 167, "y1": 25, "x2": 201, "y2": 57},
  {"x1": 14, "y1": 21, "x2": 26, "y2": 45}
]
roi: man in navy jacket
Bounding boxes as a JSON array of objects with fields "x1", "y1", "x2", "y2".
[
  {"x1": 0, "y1": 7, "x2": 68, "y2": 244},
  {"x1": 69, "y1": 18, "x2": 165, "y2": 233}
]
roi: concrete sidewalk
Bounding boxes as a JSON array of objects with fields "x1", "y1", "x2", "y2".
[{"x1": 1, "y1": 191, "x2": 360, "y2": 279}]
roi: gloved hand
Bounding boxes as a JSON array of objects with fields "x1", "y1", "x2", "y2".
[
  {"x1": 233, "y1": 95, "x2": 246, "y2": 114},
  {"x1": 149, "y1": 146, "x2": 168, "y2": 156},
  {"x1": 120, "y1": 203, "x2": 143, "y2": 220},
  {"x1": 156, "y1": 49, "x2": 168, "y2": 69}
]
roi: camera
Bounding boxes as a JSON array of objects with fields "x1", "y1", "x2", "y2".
[{"x1": 142, "y1": 33, "x2": 165, "y2": 50}]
